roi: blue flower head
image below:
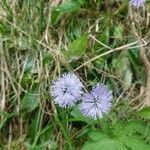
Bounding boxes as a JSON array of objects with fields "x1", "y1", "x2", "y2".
[
  {"x1": 130, "y1": 0, "x2": 145, "y2": 8},
  {"x1": 51, "y1": 73, "x2": 83, "y2": 108},
  {"x1": 80, "y1": 84, "x2": 112, "y2": 120}
]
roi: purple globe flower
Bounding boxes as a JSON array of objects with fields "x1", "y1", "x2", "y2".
[
  {"x1": 130, "y1": 0, "x2": 145, "y2": 8},
  {"x1": 80, "y1": 84, "x2": 112, "y2": 120},
  {"x1": 51, "y1": 73, "x2": 83, "y2": 108}
]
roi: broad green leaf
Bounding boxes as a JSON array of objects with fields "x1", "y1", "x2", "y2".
[
  {"x1": 70, "y1": 105, "x2": 93, "y2": 123},
  {"x1": 113, "y1": 24, "x2": 124, "y2": 41},
  {"x1": 119, "y1": 136, "x2": 150, "y2": 150},
  {"x1": 113, "y1": 120, "x2": 150, "y2": 137},
  {"x1": 23, "y1": 56, "x2": 35, "y2": 72},
  {"x1": 113, "y1": 51, "x2": 132, "y2": 88},
  {"x1": 113, "y1": 120, "x2": 146, "y2": 137},
  {"x1": 113, "y1": 122, "x2": 127, "y2": 137},
  {"x1": 125, "y1": 120, "x2": 146, "y2": 136},
  {"x1": 65, "y1": 34, "x2": 88, "y2": 61},
  {"x1": 51, "y1": 1, "x2": 80, "y2": 25},
  {"x1": 82, "y1": 139, "x2": 127, "y2": 150},
  {"x1": 136, "y1": 107, "x2": 150, "y2": 119},
  {"x1": 88, "y1": 131, "x2": 110, "y2": 141},
  {"x1": 123, "y1": 68, "x2": 132, "y2": 87},
  {"x1": 22, "y1": 84, "x2": 39, "y2": 112}
]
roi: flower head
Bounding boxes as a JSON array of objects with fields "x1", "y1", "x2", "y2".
[
  {"x1": 80, "y1": 84, "x2": 112, "y2": 120},
  {"x1": 51, "y1": 73, "x2": 83, "y2": 108},
  {"x1": 130, "y1": 0, "x2": 145, "y2": 8}
]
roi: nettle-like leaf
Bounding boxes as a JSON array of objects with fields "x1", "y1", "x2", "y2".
[
  {"x1": 88, "y1": 131, "x2": 110, "y2": 141},
  {"x1": 82, "y1": 139, "x2": 127, "y2": 150},
  {"x1": 113, "y1": 120, "x2": 146, "y2": 137},
  {"x1": 65, "y1": 34, "x2": 88, "y2": 61},
  {"x1": 119, "y1": 136, "x2": 150, "y2": 150},
  {"x1": 113, "y1": 24, "x2": 124, "y2": 42},
  {"x1": 51, "y1": 1, "x2": 81, "y2": 25},
  {"x1": 82, "y1": 120, "x2": 150, "y2": 150}
]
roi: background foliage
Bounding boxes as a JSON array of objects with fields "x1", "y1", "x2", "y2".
[{"x1": 0, "y1": 0, "x2": 150, "y2": 149}]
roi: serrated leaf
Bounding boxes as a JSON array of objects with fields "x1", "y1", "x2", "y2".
[
  {"x1": 113, "y1": 24, "x2": 124, "y2": 41},
  {"x1": 82, "y1": 139, "x2": 127, "y2": 150},
  {"x1": 65, "y1": 34, "x2": 88, "y2": 61},
  {"x1": 136, "y1": 107, "x2": 150, "y2": 119},
  {"x1": 119, "y1": 136, "x2": 150, "y2": 150},
  {"x1": 125, "y1": 120, "x2": 146, "y2": 136},
  {"x1": 113, "y1": 120, "x2": 146, "y2": 137},
  {"x1": 113, "y1": 122, "x2": 127, "y2": 137},
  {"x1": 51, "y1": 1, "x2": 80, "y2": 25},
  {"x1": 88, "y1": 131, "x2": 109, "y2": 141}
]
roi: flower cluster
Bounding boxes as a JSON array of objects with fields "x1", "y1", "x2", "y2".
[
  {"x1": 51, "y1": 73, "x2": 84, "y2": 108},
  {"x1": 51, "y1": 73, "x2": 112, "y2": 119},
  {"x1": 80, "y1": 84, "x2": 112, "y2": 120},
  {"x1": 130, "y1": 0, "x2": 145, "y2": 8}
]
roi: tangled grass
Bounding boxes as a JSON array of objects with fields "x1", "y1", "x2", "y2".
[{"x1": 0, "y1": 0, "x2": 150, "y2": 149}]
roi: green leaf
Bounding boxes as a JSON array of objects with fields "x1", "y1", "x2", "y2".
[
  {"x1": 65, "y1": 34, "x2": 88, "y2": 61},
  {"x1": 113, "y1": 24, "x2": 124, "y2": 41},
  {"x1": 113, "y1": 51, "x2": 132, "y2": 88},
  {"x1": 22, "y1": 84, "x2": 39, "y2": 112},
  {"x1": 113, "y1": 120, "x2": 146, "y2": 137},
  {"x1": 28, "y1": 109, "x2": 42, "y2": 141},
  {"x1": 99, "y1": 27, "x2": 110, "y2": 44},
  {"x1": 31, "y1": 140, "x2": 57, "y2": 150},
  {"x1": 125, "y1": 120, "x2": 146, "y2": 136},
  {"x1": 88, "y1": 131, "x2": 110, "y2": 141},
  {"x1": 51, "y1": 1, "x2": 80, "y2": 25},
  {"x1": 82, "y1": 139, "x2": 127, "y2": 150},
  {"x1": 100, "y1": 118, "x2": 113, "y2": 137},
  {"x1": 23, "y1": 56, "x2": 35, "y2": 72},
  {"x1": 119, "y1": 136, "x2": 150, "y2": 150},
  {"x1": 136, "y1": 107, "x2": 150, "y2": 119},
  {"x1": 0, "y1": 111, "x2": 17, "y2": 129},
  {"x1": 123, "y1": 68, "x2": 132, "y2": 88},
  {"x1": 70, "y1": 105, "x2": 93, "y2": 123},
  {"x1": 39, "y1": 125, "x2": 53, "y2": 142},
  {"x1": 0, "y1": 21, "x2": 6, "y2": 34}
]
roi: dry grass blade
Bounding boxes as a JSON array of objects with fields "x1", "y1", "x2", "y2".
[{"x1": 74, "y1": 36, "x2": 146, "y2": 71}]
